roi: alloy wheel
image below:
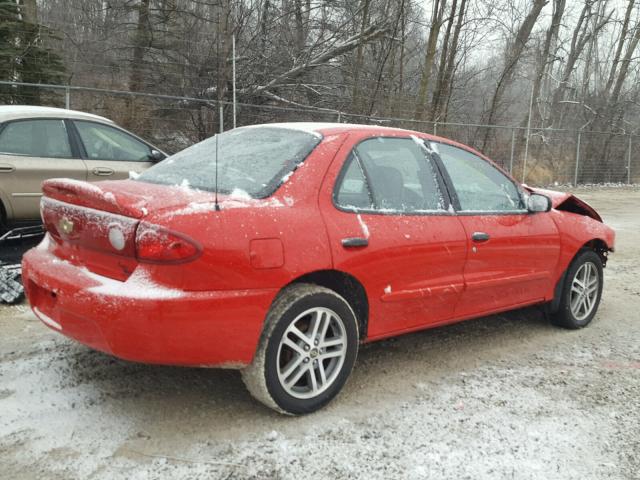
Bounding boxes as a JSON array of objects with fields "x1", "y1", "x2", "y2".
[
  {"x1": 569, "y1": 261, "x2": 599, "y2": 321},
  {"x1": 276, "y1": 307, "x2": 347, "y2": 399}
]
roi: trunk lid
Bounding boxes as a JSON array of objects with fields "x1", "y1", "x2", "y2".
[
  {"x1": 43, "y1": 178, "x2": 215, "y2": 218},
  {"x1": 40, "y1": 179, "x2": 213, "y2": 280}
]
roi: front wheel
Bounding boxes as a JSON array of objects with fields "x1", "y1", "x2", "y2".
[
  {"x1": 242, "y1": 284, "x2": 359, "y2": 415},
  {"x1": 551, "y1": 249, "x2": 604, "y2": 329}
]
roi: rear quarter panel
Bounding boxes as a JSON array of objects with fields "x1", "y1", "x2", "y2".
[{"x1": 144, "y1": 132, "x2": 349, "y2": 292}]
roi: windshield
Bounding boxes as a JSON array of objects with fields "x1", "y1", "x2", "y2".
[{"x1": 137, "y1": 126, "x2": 321, "y2": 198}]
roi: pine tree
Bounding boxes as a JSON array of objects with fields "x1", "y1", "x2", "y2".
[{"x1": 0, "y1": 0, "x2": 65, "y2": 105}]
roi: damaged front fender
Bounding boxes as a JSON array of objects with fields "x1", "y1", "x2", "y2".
[{"x1": 527, "y1": 187, "x2": 602, "y2": 222}]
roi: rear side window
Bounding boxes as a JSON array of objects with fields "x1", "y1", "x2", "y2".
[
  {"x1": 0, "y1": 119, "x2": 71, "y2": 158},
  {"x1": 335, "y1": 155, "x2": 373, "y2": 210},
  {"x1": 74, "y1": 121, "x2": 152, "y2": 161},
  {"x1": 335, "y1": 137, "x2": 445, "y2": 213},
  {"x1": 138, "y1": 127, "x2": 321, "y2": 198},
  {"x1": 436, "y1": 143, "x2": 523, "y2": 212}
]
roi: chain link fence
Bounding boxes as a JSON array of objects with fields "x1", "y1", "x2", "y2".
[{"x1": 1, "y1": 81, "x2": 637, "y2": 187}]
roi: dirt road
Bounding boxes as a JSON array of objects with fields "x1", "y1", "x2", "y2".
[{"x1": 1, "y1": 187, "x2": 638, "y2": 479}]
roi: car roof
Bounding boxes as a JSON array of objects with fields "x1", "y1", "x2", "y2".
[
  {"x1": 0, "y1": 105, "x2": 115, "y2": 124},
  {"x1": 244, "y1": 122, "x2": 489, "y2": 159}
]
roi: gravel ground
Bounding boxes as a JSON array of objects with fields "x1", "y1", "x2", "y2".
[{"x1": 0, "y1": 187, "x2": 638, "y2": 479}]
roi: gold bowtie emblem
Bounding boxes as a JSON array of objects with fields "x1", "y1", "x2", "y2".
[{"x1": 59, "y1": 217, "x2": 74, "y2": 235}]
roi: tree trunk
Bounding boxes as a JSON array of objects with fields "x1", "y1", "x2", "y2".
[
  {"x1": 351, "y1": 0, "x2": 371, "y2": 113},
  {"x1": 604, "y1": 0, "x2": 635, "y2": 95},
  {"x1": 481, "y1": 0, "x2": 548, "y2": 151},
  {"x1": 414, "y1": 0, "x2": 447, "y2": 121},
  {"x1": 129, "y1": 0, "x2": 150, "y2": 94},
  {"x1": 512, "y1": 0, "x2": 565, "y2": 159},
  {"x1": 430, "y1": 0, "x2": 467, "y2": 122}
]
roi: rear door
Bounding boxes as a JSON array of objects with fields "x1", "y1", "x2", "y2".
[
  {"x1": 0, "y1": 118, "x2": 86, "y2": 221},
  {"x1": 320, "y1": 133, "x2": 468, "y2": 340},
  {"x1": 433, "y1": 142, "x2": 560, "y2": 318},
  {"x1": 68, "y1": 120, "x2": 156, "y2": 181}
]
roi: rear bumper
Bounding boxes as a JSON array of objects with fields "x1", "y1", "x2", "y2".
[{"x1": 22, "y1": 244, "x2": 276, "y2": 367}]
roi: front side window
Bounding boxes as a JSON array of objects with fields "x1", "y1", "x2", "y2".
[
  {"x1": 436, "y1": 143, "x2": 524, "y2": 212},
  {"x1": 0, "y1": 119, "x2": 71, "y2": 158},
  {"x1": 74, "y1": 121, "x2": 152, "y2": 161},
  {"x1": 335, "y1": 137, "x2": 445, "y2": 213},
  {"x1": 137, "y1": 126, "x2": 321, "y2": 198}
]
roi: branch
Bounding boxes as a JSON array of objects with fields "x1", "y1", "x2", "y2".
[
  {"x1": 240, "y1": 22, "x2": 391, "y2": 96},
  {"x1": 260, "y1": 90, "x2": 342, "y2": 114}
]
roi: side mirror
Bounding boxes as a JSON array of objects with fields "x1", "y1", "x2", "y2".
[
  {"x1": 149, "y1": 149, "x2": 165, "y2": 162},
  {"x1": 527, "y1": 193, "x2": 552, "y2": 213}
]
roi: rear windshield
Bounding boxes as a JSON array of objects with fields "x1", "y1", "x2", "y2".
[{"x1": 136, "y1": 126, "x2": 321, "y2": 198}]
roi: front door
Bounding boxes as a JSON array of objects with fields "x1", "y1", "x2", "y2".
[
  {"x1": 69, "y1": 120, "x2": 155, "y2": 182},
  {"x1": 320, "y1": 133, "x2": 468, "y2": 340},
  {"x1": 433, "y1": 142, "x2": 560, "y2": 318},
  {"x1": 0, "y1": 118, "x2": 86, "y2": 221}
]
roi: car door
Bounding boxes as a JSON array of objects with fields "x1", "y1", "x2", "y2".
[
  {"x1": 320, "y1": 133, "x2": 468, "y2": 340},
  {"x1": 433, "y1": 142, "x2": 561, "y2": 319},
  {"x1": 0, "y1": 118, "x2": 87, "y2": 221},
  {"x1": 69, "y1": 120, "x2": 157, "y2": 181}
]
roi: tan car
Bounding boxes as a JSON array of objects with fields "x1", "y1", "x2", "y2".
[{"x1": 0, "y1": 106, "x2": 165, "y2": 226}]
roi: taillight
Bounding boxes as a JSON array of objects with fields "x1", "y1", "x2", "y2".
[{"x1": 135, "y1": 222, "x2": 202, "y2": 264}]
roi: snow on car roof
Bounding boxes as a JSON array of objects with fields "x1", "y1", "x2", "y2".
[
  {"x1": 0, "y1": 105, "x2": 115, "y2": 124},
  {"x1": 237, "y1": 122, "x2": 412, "y2": 136}
]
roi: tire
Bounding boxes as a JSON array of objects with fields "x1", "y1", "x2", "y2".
[
  {"x1": 551, "y1": 249, "x2": 603, "y2": 329},
  {"x1": 241, "y1": 283, "x2": 359, "y2": 415}
]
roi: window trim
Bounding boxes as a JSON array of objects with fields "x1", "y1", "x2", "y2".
[
  {"x1": 332, "y1": 135, "x2": 453, "y2": 217},
  {"x1": 0, "y1": 117, "x2": 78, "y2": 159},
  {"x1": 67, "y1": 119, "x2": 163, "y2": 162},
  {"x1": 430, "y1": 140, "x2": 528, "y2": 216},
  {"x1": 334, "y1": 150, "x2": 375, "y2": 210}
]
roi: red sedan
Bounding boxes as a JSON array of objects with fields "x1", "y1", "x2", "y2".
[{"x1": 22, "y1": 123, "x2": 615, "y2": 414}]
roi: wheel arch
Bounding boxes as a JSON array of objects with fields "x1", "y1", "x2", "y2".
[
  {"x1": 583, "y1": 238, "x2": 610, "y2": 266},
  {"x1": 285, "y1": 269, "x2": 369, "y2": 340},
  {"x1": 550, "y1": 239, "x2": 608, "y2": 314}
]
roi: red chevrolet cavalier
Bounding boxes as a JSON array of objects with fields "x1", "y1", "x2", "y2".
[{"x1": 22, "y1": 123, "x2": 615, "y2": 414}]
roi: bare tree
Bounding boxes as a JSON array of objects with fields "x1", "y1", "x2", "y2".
[
  {"x1": 481, "y1": 0, "x2": 548, "y2": 150},
  {"x1": 414, "y1": 0, "x2": 447, "y2": 120}
]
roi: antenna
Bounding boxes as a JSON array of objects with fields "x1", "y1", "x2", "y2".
[
  {"x1": 214, "y1": 9, "x2": 221, "y2": 211},
  {"x1": 214, "y1": 133, "x2": 220, "y2": 211}
]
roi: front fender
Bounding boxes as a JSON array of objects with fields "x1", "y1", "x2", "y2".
[
  {"x1": 527, "y1": 186, "x2": 602, "y2": 222},
  {"x1": 550, "y1": 208, "x2": 614, "y2": 278}
]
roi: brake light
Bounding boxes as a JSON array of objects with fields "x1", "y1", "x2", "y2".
[{"x1": 135, "y1": 222, "x2": 202, "y2": 264}]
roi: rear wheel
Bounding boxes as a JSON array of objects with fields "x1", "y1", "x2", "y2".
[
  {"x1": 551, "y1": 249, "x2": 603, "y2": 329},
  {"x1": 242, "y1": 283, "x2": 359, "y2": 415}
]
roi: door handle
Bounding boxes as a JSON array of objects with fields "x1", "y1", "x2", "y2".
[
  {"x1": 471, "y1": 232, "x2": 490, "y2": 243},
  {"x1": 0, "y1": 164, "x2": 15, "y2": 173},
  {"x1": 92, "y1": 167, "x2": 114, "y2": 176},
  {"x1": 341, "y1": 237, "x2": 369, "y2": 248}
]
